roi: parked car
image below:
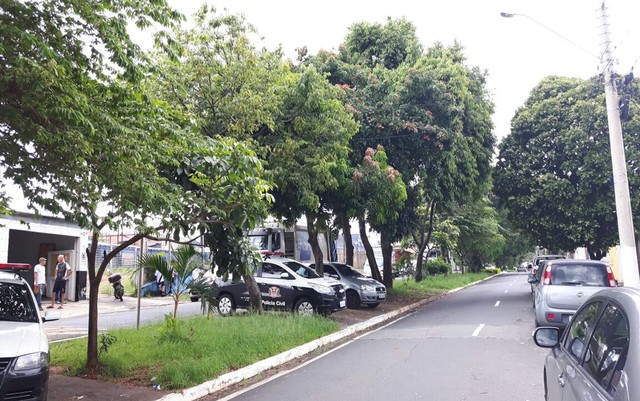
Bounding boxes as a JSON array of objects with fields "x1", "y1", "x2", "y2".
[
  {"x1": 529, "y1": 254, "x2": 566, "y2": 281},
  {"x1": 533, "y1": 287, "x2": 638, "y2": 401},
  {"x1": 529, "y1": 259, "x2": 617, "y2": 328},
  {"x1": 215, "y1": 256, "x2": 346, "y2": 317},
  {"x1": 309, "y1": 262, "x2": 386, "y2": 309},
  {"x1": 0, "y1": 271, "x2": 60, "y2": 401}
]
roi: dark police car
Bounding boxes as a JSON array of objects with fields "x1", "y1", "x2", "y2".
[{"x1": 216, "y1": 257, "x2": 346, "y2": 316}]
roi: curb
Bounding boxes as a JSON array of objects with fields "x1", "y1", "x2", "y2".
[{"x1": 156, "y1": 273, "x2": 500, "y2": 401}]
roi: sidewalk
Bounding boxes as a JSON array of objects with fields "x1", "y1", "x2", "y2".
[{"x1": 43, "y1": 292, "x2": 176, "y2": 320}]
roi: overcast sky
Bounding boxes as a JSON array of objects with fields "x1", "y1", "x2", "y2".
[
  {"x1": 168, "y1": 0, "x2": 639, "y2": 141},
  {"x1": 5, "y1": 0, "x2": 639, "y2": 212}
]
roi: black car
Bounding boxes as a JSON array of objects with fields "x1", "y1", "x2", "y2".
[{"x1": 215, "y1": 257, "x2": 346, "y2": 316}]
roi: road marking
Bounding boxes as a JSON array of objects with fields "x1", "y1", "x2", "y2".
[
  {"x1": 504, "y1": 290, "x2": 509, "y2": 293},
  {"x1": 472, "y1": 323, "x2": 485, "y2": 337},
  {"x1": 494, "y1": 301, "x2": 500, "y2": 307}
]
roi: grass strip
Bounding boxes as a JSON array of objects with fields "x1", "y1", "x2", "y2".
[{"x1": 50, "y1": 314, "x2": 339, "y2": 389}]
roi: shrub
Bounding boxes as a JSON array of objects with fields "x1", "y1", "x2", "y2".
[{"x1": 425, "y1": 258, "x2": 451, "y2": 276}]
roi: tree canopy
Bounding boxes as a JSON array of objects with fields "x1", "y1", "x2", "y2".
[{"x1": 494, "y1": 75, "x2": 640, "y2": 258}]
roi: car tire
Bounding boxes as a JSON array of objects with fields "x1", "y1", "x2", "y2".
[
  {"x1": 294, "y1": 298, "x2": 315, "y2": 316},
  {"x1": 346, "y1": 290, "x2": 361, "y2": 309},
  {"x1": 217, "y1": 294, "x2": 235, "y2": 317},
  {"x1": 366, "y1": 302, "x2": 379, "y2": 308}
]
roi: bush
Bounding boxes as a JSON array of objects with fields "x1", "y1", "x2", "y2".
[{"x1": 425, "y1": 258, "x2": 451, "y2": 276}]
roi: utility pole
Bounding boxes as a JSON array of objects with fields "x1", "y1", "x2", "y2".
[{"x1": 599, "y1": 1, "x2": 640, "y2": 287}]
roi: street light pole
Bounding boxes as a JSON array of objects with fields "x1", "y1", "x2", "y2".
[
  {"x1": 501, "y1": 4, "x2": 640, "y2": 286},
  {"x1": 598, "y1": 2, "x2": 639, "y2": 287}
]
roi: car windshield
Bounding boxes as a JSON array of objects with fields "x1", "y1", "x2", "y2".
[
  {"x1": 282, "y1": 261, "x2": 321, "y2": 279},
  {"x1": 334, "y1": 264, "x2": 364, "y2": 278},
  {"x1": 551, "y1": 264, "x2": 608, "y2": 286},
  {"x1": 0, "y1": 282, "x2": 39, "y2": 323},
  {"x1": 248, "y1": 234, "x2": 269, "y2": 251}
]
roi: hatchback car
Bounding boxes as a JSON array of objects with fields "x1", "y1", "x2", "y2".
[
  {"x1": 309, "y1": 262, "x2": 386, "y2": 309},
  {"x1": 0, "y1": 271, "x2": 60, "y2": 401},
  {"x1": 533, "y1": 287, "x2": 638, "y2": 401},
  {"x1": 215, "y1": 256, "x2": 346, "y2": 316},
  {"x1": 529, "y1": 259, "x2": 617, "y2": 328}
]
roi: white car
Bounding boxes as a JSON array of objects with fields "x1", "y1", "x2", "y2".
[{"x1": 0, "y1": 270, "x2": 60, "y2": 400}]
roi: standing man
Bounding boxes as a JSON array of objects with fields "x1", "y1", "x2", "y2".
[
  {"x1": 48, "y1": 254, "x2": 72, "y2": 309},
  {"x1": 33, "y1": 257, "x2": 47, "y2": 311}
]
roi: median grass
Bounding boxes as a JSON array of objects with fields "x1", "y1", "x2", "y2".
[
  {"x1": 389, "y1": 272, "x2": 493, "y2": 299},
  {"x1": 50, "y1": 314, "x2": 340, "y2": 389}
]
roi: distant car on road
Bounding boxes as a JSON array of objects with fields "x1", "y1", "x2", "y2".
[
  {"x1": 309, "y1": 262, "x2": 386, "y2": 309},
  {"x1": 529, "y1": 259, "x2": 617, "y2": 328},
  {"x1": 533, "y1": 287, "x2": 638, "y2": 401}
]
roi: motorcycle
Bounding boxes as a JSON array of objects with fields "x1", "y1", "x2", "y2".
[{"x1": 108, "y1": 273, "x2": 125, "y2": 301}]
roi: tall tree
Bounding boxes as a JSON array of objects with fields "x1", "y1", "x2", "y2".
[
  {"x1": 0, "y1": 1, "x2": 271, "y2": 370},
  {"x1": 452, "y1": 198, "x2": 505, "y2": 272},
  {"x1": 494, "y1": 75, "x2": 640, "y2": 258}
]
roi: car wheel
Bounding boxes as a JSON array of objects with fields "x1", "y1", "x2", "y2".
[
  {"x1": 346, "y1": 290, "x2": 361, "y2": 309},
  {"x1": 217, "y1": 294, "x2": 235, "y2": 317},
  {"x1": 367, "y1": 303, "x2": 379, "y2": 308},
  {"x1": 294, "y1": 298, "x2": 314, "y2": 316}
]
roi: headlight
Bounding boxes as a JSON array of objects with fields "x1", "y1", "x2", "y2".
[
  {"x1": 309, "y1": 282, "x2": 334, "y2": 295},
  {"x1": 360, "y1": 284, "x2": 375, "y2": 292},
  {"x1": 15, "y1": 352, "x2": 48, "y2": 371}
]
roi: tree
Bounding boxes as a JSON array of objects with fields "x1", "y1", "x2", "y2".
[
  {"x1": 138, "y1": 246, "x2": 203, "y2": 318},
  {"x1": 352, "y1": 147, "x2": 407, "y2": 284},
  {"x1": 494, "y1": 75, "x2": 640, "y2": 258},
  {"x1": 266, "y1": 66, "x2": 358, "y2": 274},
  {"x1": 452, "y1": 198, "x2": 505, "y2": 272},
  {"x1": 0, "y1": 1, "x2": 272, "y2": 370}
]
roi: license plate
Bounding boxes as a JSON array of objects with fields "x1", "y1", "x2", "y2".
[
  {"x1": 378, "y1": 294, "x2": 386, "y2": 299},
  {"x1": 340, "y1": 300, "x2": 346, "y2": 308}
]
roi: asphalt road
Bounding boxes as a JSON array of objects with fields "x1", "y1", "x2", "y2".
[
  {"x1": 214, "y1": 272, "x2": 549, "y2": 401},
  {"x1": 45, "y1": 302, "x2": 204, "y2": 341}
]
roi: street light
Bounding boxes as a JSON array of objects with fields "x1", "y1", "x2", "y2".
[
  {"x1": 501, "y1": 4, "x2": 640, "y2": 287},
  {"x1": 500, "y1": 12, "x2": 598, "y2": 60}
]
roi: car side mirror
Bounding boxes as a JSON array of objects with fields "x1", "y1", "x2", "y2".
[
  {"x1": 280, "y1": 272, "x2": 293, "y2": 280},
  {"x1": 528, "y1": 275, "x2": 539, "y2": 284},
  {"x1": 533, "y1": 327, "x2": 559, "y2": 348}
]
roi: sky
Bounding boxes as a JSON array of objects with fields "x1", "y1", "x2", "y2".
[
  {"x1": 5, "y1": 0, "x2": 640, "y2": 212},
  {"x1": 167, "y1": 0, "x2": 640, "y2": 141}
]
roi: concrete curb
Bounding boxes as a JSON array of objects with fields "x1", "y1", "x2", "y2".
[{"x1": 156, "y1": 273, "x2": 500, "y2": 401}]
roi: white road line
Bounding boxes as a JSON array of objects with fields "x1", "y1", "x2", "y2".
[
  {"x1": 472, "y1": 323, "x2": 485, "y2": 337},
  {"x1": 494, "y1": 301, "x2": 500, "y2": 307},
  {"x1": 504, "y1": 290, "x2": 509, "y2": 293}
]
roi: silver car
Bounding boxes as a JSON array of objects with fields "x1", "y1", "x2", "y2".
[
  {"x1": 310, "y1": 262, "x2": 386, "y2": 309},
  {"x1": 533, "y1": 287, "x2": 638, "y2": 401},
  {"x1": 530, "y1": 259, "x2": 617, "y2": 328}
]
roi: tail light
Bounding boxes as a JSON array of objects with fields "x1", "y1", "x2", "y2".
[
  {"x1": 542, "y1": 265, "x2": 552, "y2": 285},
  {"x1": 606, "y1": 266, "x2": 617, "y2": 287}
]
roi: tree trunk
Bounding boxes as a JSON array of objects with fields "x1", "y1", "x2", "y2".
[
  {"x1": 381, "y1": 231, "x2": 393, "y2": 289},
  {"x1": 307, "y1": 214, "x2": 324, "y2": 275},
  {"x1": 413, "y1": 199, "x2": 437, "y2": 283},
  {"x1": 86, "y1": 230, "x2": 143, "y2": 371},
  {"x1": 359, "y1": 218, "x2": 382, "y2": 282},
  {"x1": 339, "y1": 212, "x2": 354, "y2": 266},
  {"x1": 243, "y1": 273, "x2": 263, "y2": 314}
]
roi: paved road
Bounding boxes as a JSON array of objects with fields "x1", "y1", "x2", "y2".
[
  {"x1": 214, "y1": 272, "x2": 548, "y2": 401},
  {"x1": 45, "y1": 300, "x2": 204, "y2": 341}
]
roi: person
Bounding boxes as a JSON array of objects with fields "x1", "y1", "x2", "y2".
[
  {"x1": 155, "y1": 270, "x2": 165, "y2": 296},
  {"x1": 33, "y1": 257, "x2": 47, "y2": 311},
  {"x1": 48, "y1": 254, "x2": 72, "y2": 309}
]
